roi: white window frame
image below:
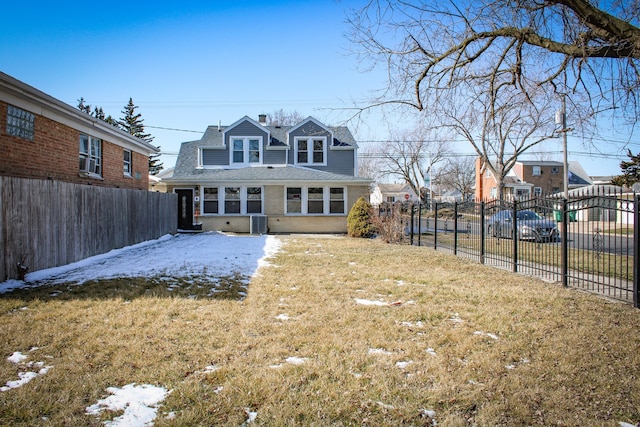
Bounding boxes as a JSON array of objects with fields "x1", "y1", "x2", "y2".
[
  {"x1": 229, "y1": 136, "x2": 263, "y2": 166},
  {"x1": 123, "y1": 149, "x2": 132, "y2": 177},
  {"x1": 202, "y1": 187, "x2": 219, "y2": 214},
  {"x1": 294, "y1": 136, "x2": 327, "y2": 166},
  {"x1": 79, "y1": 134, "x2": 102, "y2": 177},
  {"x1": 533, "y1": 186, "x2": 542, "y2": 196},
  {"x1": 532, "y1": 166, "x2": 541, "y2": 176},
  {"x1": 200, "y1": 186, "x2": 263, "y2": 215},
  {"x1": 285, "y1": 186, "x2": 347, "y2": 215}
]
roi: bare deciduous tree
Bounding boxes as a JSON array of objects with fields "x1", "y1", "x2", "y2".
[
  {"x1": 358, "y1": 143, "x2": 385, "y2": 184},
  {"x1": 379, "y1": 126, "x2": 452, "y2": 200},
  {"x1": 437, "y1": 82, "x2": 558, "y2": 199},
  {"x1": 266, "y1": 109, "x2": 306, "y2": 126},
  {"x1": 347, "y1": 0, "x2": 640, "y2": 123},
  {"x1": 437, "y1": 157, "x2": 476, "y2": 201}
]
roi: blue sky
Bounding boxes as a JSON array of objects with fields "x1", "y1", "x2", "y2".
[{"x1": 1, "y1": 0, "x2": 634, "y2": 176}]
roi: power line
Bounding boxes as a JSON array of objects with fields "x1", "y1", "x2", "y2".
[{"x1": 146, "y1": 125, "x2": 202, "y2": 133}]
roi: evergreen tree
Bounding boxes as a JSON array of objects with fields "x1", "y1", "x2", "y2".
[
  {"x1": 76, "y1": 98, "x2": 118, "y2": 127},
  {"x1": 77, "y1": 97, "x2": 92, "y2": 114},
  {"x1": 118, "y1": 98, "x2": 163, "y2": 175},
  {"x1": 347, "y1": 197, "x2": 375, "y2": 238},
  {"x1": 611, "y1": 150, "x2": 640, "y2": 187}
]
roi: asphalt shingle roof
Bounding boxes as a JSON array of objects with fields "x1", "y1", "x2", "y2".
[
  {"x1": 169, "y1": 118, "x2": 365, "y2": 185},
  {"x1": 167, "y1": 165, "x2": 370, "y2": 184}
]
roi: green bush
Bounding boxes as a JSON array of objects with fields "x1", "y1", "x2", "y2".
[{"x1": 347, "y1": 197, "x2": 375, "y2": 238}]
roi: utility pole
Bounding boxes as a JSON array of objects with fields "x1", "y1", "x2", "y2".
[{"x1": 556, "y1": 95, "x2": 569, "y2": 196}]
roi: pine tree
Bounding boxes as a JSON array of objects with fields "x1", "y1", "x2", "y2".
[
  {"x1": 77, "y1": 97, "x2": 92, "y2": 114},
  {"x1": 611, "y1": 150, "x2": 640, "y2": 187},
  {"x1": 76, "y1": 98, "x2": 118, "y2": 127},
  {"x1": 118, "y1": 98, "x2": 163, "y2": 175}
]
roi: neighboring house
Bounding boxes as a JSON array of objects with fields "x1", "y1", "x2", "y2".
[
  {"x1": 370, "y1": 183, "x2": 419, "y2": 205},
  {"x1": 475, "y1": 158, "x2": 592, "y2": 200},
  {"x1": 438, "y1": 189, "x2": 466, "y2": 203},
  {"x1": 149, "y1": 167, "x2": 174, "y2": 192},
  {"x1": 0, "y1": 72, "x2": 158, "y2": 189},
  {"x1": 163, "y1": 115, "x2": 371, "y2": 233}
]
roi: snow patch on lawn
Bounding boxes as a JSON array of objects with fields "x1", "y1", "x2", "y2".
[
  {"x1": 2, "y1": 350, "x2": 53, "y2": 392},
  {"x1": 86, "y1": 383, "x2": 169, "y2": 427}
]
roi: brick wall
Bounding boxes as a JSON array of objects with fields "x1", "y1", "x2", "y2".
[
  {"x1": 0, "y1": 101, "x2": 149, "y2": 190},
  {"x1": 522, "y1": 165, "x2": 563, "y2": 194}
]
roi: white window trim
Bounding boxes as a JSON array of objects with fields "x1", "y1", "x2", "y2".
[
  {"x1": 123, "y1": 149, "x2": 132, "y2": 177},
  {"x1": 199, "y1": 185, "x2": 263, "y2": 215},
  {"x1": 79, "y1": 134, "x2": 102, "y2": 178},
  {"x1": 228, "y1": 136, "x2": 263, "y2": 166},
  {"x1": 293, "y1": 136, "x2": 327, "y2": 166},
  {"x1": 285, "y1": 186, "x2": 347, "y2": 215},
  {"x1": 532, "y1": 166, "x2": 541, "y2": 176}
]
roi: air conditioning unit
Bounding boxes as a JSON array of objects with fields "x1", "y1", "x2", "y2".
[{"x1": 250, "y1": 215, "x2": 268, "y2": 235}]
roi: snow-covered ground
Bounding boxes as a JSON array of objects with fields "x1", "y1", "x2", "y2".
[
  {"x1": 1, "y1": 232, "x2": 283, "y2": 426},
  {"x1": 0, "y1": 232, "x2": 282, "y2": 294}
]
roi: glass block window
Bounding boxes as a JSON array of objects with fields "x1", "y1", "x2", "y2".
[{"x1": 6, "y1": 105, "x2": 35, "y2": 141}]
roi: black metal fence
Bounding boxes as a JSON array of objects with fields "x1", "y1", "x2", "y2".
[{"x1": 377, "y1": 187, "x2": 638, "y2": 308}]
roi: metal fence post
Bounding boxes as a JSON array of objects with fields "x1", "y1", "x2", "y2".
[
  {"x1": 634, "y1": 194, "x2": 639, "y2": 308},
  {"x1": 512, "y1": 200, "x2": 518, "y2": 273},
  {"x1": 434, "y1": 202, "x2": 438, "y2": 250},
  {"x1": 410, "y1": 203, "x2": 415, "y2": 246},
  {"x1": 480, "y1": 200, "x2": 485, "y2": 264},
  {"x1": 418, "y1": 202, "x2": 422, "y2": 247},
  {"x1": 454, "y1": 201, "x2": 459, "y2": 255},
  {"x1": 561, "y1": 198, "x2": 569, "y2": 288}
]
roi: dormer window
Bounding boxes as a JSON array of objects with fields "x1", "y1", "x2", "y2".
[
  {"x1": 295, "y1": 137, "x2": 326, "y2": 165},
  {"x1": 231, "y1": 137, "x2": 262, "y2": 165}
]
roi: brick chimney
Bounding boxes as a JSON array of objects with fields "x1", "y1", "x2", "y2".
[{"x1": 258, "y1": 114, "x2": 267, "y2": 125}]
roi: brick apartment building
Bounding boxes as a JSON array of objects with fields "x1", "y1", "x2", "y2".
[{"x1": 0, "y1": 71, "x2": 158, "y2": 189}]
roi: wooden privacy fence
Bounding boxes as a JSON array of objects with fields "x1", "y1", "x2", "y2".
[{"x1": 0, "y1": 176, "x2": 177, "y2": 281}]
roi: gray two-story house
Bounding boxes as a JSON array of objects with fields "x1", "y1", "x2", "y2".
[{"x1": 163, "y1": 115, "x2": 371, "y2": 233}]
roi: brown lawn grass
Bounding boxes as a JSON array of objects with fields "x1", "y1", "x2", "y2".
[{"x1": 1, "y1": 235, "x2": 639, "y2": 426}]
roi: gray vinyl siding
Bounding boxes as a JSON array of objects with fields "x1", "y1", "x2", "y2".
[
  {"x1": 202, "y1": 148, "x2": 229, "y2": 166},
  {"x1": 293, "y1": 149, "x2": 355, "y2": 175},
  {"x1": 288, "y1": 121, "x2": 354, "y2": 175},
  {"x1": 264, "y1": 148, "x2": 287, "y2": 165},
  {"x1": 224, "y1": 121, "x2": 269, "y2": 146},
  {"x1": 326, "y1": 149, "x2": 355, "y2": 175}
]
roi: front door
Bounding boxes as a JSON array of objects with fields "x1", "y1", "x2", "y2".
[{"x1": 176, "y1": 189, "x2": 194, "y2": 230}]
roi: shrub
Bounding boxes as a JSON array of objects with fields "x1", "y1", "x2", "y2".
[
  {"x1": 370, "y1": 202, "x2": 408, "y2": 243},
  {"x1": 347, "y1": 197, "x2": 375, "y2": 238}
]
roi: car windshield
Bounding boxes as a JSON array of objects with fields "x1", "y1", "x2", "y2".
[{"x1": 516, "y1": 210, "x2": 542, "y2": 220}]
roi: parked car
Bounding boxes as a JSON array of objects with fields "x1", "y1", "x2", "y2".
[{"x1": 486, "y1": 209, "x2": 558, "y2": 242}]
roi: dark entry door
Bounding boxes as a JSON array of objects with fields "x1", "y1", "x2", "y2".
[{"x1": 176, "y1": 189, "x2": 193, "y2": 230}]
